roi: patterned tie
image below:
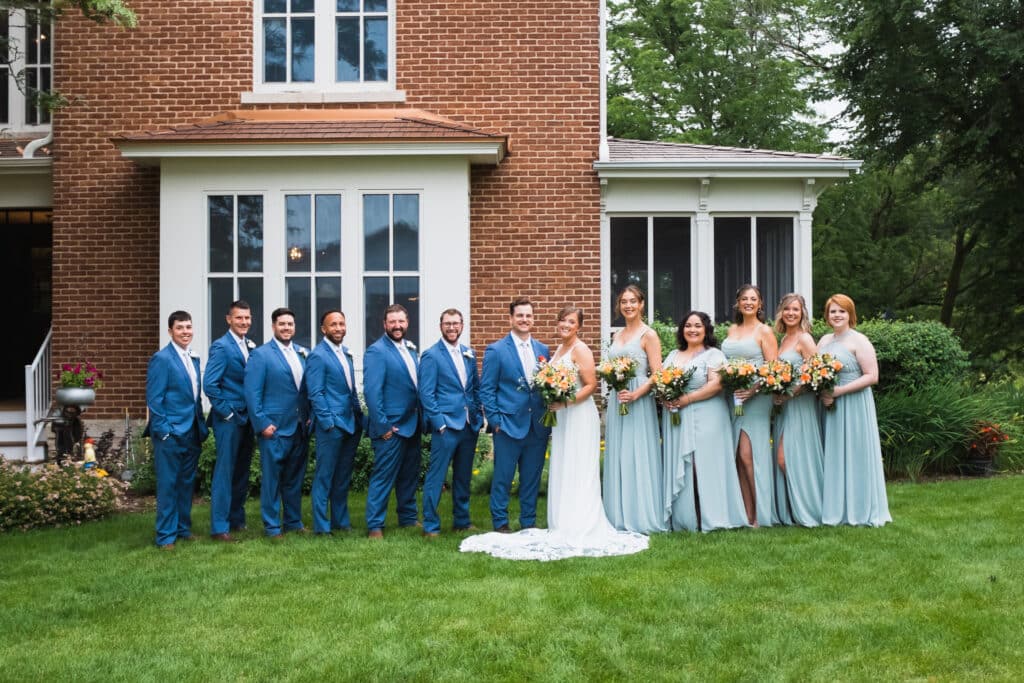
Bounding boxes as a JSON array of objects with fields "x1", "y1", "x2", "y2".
[{"x1": 519, "y1": 341, "x2": 536, "y2": 378}]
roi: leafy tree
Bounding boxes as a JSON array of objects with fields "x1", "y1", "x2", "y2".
[{"x1": 607, "y1": 0, "x2": 830, "y2": 151}]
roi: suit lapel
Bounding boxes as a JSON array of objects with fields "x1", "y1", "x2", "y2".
[{"x1": 168, "y1": 343, "x2": 193, "y2": 394}]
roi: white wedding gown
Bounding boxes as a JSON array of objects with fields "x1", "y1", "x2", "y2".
[{"x1": 460, "y1": 354, "x2": 649, "y2": 561}]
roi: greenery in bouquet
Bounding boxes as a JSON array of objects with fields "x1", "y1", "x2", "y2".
[
  {"x1": 800, "y1": 353, "x2": 844, "y2": 409},
  {"x1": 652, "y1": 365, "x2": 695, "y2": 425},
  {"x1": 597, "y1": 355, "x2": 639, "y2": 415},
  {"x1": 717, "y1": 359, "x2": 758, "y2": 416},
  {"x1": 531, "y1": 358, "x2": 578, "y2": 427}
]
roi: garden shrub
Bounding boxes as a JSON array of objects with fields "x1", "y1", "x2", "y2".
[{"x1": 0, "y1": 460, "x2": 124, "y2": 531}]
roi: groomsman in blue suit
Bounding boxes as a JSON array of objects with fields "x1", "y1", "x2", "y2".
[
  {"x1": 204, "y1": 300, "x2": 256, "y2": 542},
  {"x1": 480, "y1": 296, "x2": 551, "y2": 532},
  {"x1": 363, "y1": 303, "x2": 422, "y2": 539},
  {"x1": 305, "y1": 309, "x2": 364, "y2": 535},
  {"x1": 244, "y1": 307, "x2": 311, "y2": 539},
  {"x1": 418, "y1": 308, "x2": 482, "y2": 537},
  {"x1": 146, "y1": 310, "x2": 209, "y2": 550}
]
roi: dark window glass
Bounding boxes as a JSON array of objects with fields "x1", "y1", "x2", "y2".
[
  {"x1": 265, "y1": 0, "x2": 286, "y2": 12},
  {"x1": 315, "y1": 194, "x2": 342, "y2": 271},
  {"x1": 363, "y1": 17, "x2": 388, "y2": 81},
  {"x1": 286, "y1": 277, "x2": 312, "y2": 349},
  {"x1": 238, "y1": 196, "x2": 264, "y2": 272},
  {"x1": 757, "y1": 217, "x2": 794, "y2": 320},
  {"x1": 336, "y1": 0, "x2": 359, "y2": 10},
  {"x1": 609, "y1": 216, "x2": 648, "y2": 327},
  {"x1": 263, "y1": 18, "x2": 287, "y2": 82},
  {"x1": 363, "y1": 194, "x2": 389, "y2": 270},
  {"x1": 291, "y1": 17, "x2": 315, "y2": 82},
  {"x1": 316, "y1": 276, "x2": 342, "y2": 338},
  {"x1": 286, "y1": 194, "x2": 312, "y2": 273},
  {"x1": 714, "y1": 217, "x2": 751, "y2": 323},
  {"x1": 208, "y1": 196, "x2": 234, "y2": 272},
  {"x1": 395, "y1": 275, "x2": 419, "y2": 350},
  {"x1": 208, "y1": 278, "x2": 234, "y2": 341},
  {"x1": 238, "y1": 278, "x2": 264, "y2": 343},
  {"x1": 653, "y1": 217, "x2": 690, "y2": 326},
  {"x1": 366, "y1": 0, "x2": 388, "y2": 11},
  {"x1": 292, "y1": 0, "x2": 314, "y2": 12},
  {"x1": 0, "y1": 14, "x2": 8, "y2": 124},
  {"x1": 392, "y1": 194, "x2": 418, "y2": 270},
  {"x1": 363, "y1": 276, "x2": 389, "y2": 347},
  {"x1": 335, "y1": 17, "x2": 359, "y2": 81}
]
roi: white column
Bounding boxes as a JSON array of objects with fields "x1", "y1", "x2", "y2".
[{"x1": 693, "y1": 178, "x2": 714, "y2": 314}]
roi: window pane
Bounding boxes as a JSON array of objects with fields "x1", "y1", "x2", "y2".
[
  {"x1": 265, "y1": 0, "x2": 286, "y2": 12},
  {"x1": 366, "y1": 0, "x2": 388, "y2": 11},
  {"x1": 364, "y1": 17, "x2": 388, "y2": 82},
  {"x1": 291, "y1": 17, "x2": 315, "y2": 82},
  {"x1": 395, "y1": 276, "x2": 419, "y2": 350},
  {"x1": 757, "y1": 217, "x2": 794, "y2": 320},
  {"x1": 238, "y1": 278, "x2": 264, "y2": 343},
  {"x1": 292, "y1": 0, "x2": 314, "y2": 12},
  {"x1": 209, "y1": 279, "x2": 233, "y2": 342},
  {"x1": 653, "y1": 217, "x2": 690, "y2": 326},
  {"x1": 238, "y1": 196, "x2": 264, "y2": 272},
  {"x1": 286, "y1": 194, "x2": 312, "y2": 273},
  {"x1": 315, "y1": 195, "x2": 342, "y2": 271},
  {"x1": 286, "y1": 277, "x2": 312, "y2": 349},
  {"x1": 714, "y1": 217, "x2": 751, "y2": 324},
  {"x1": 335, "y1": 17, "x2": 359, "y2": 82},
  {"x1": 363, "y1": 194, "x2": 389, "y2": 270},
  {"x1": 316, "y1": 276, "x2": 342, "y2": 336},
  {"x1": 363, "y1": 276, "x2": 389, "y2": 347},
  {"x1": 208, "y1": 196, "x2": 234, "y2": 272},
  {"x1": 609, "y1": 216, "x2": 648, "y2": 327},
  {"x1": 336, "y1": 0, "x2": 359, "y2": 10},
  {"x1": 263, "y1": 18, "x2": 286, "y2": 82},
  {"x1": 393, "y1": 194, "x2": 418, "y2": 271}
]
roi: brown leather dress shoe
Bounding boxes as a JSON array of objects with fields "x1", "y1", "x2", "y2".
[
  {"x1": 423, "y1": 531, "x2": 440, "y2": 539},
  {"x1": 494, "y1": 525, "x2": 512, "y2": 533},
  {"x1": 367, "y1": 529, "x2": 384, "y2": 539},
  {"x1": 453, "y1": 524, "x2": 478, "y2": 532},
  {"x1": 210, "y1": 533, "x2": 236, "y2": 543},
  {"x1": 157, "y1": 543, "x2": 175, "y2": 551}
]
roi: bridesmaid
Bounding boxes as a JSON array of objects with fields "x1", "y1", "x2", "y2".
[
  {"x1": 721, "y1": 284, "x2": 778, "y2": 527},
  {"x1": 661, "y1": 312, "x2": 748, "y2": 532},
  {"x1": 818, "y1": 294, "x2": 892, "y2": 527},
  {"x1": 771, "y1": 293, "x2": 824, "y2": 527},
  {"x1": 602, "y1": 285, "x2": 667, "y2": 533}
]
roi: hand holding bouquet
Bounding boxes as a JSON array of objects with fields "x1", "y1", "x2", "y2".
[
  {"x1": 597, "y1": 356, "x2": 639, "y2": 415},
  {"x1": 717, "y1": 359, "x2": 758, "y2": 416},
  {"x1": 800, "y1": 353, "x2": 843, "y2": 410},
  {"x1": 757, "y1": 359, "x2": 795, "y2": 416},
  {"x1": 531, "y1": 359, "x2": 578, "y2": 427},
  {"x1": 652, "y1": 366, "x2": 696, "y2": 425}
]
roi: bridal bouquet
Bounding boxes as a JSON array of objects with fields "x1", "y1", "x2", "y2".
[
  {"x1": 652, "y1": 366, "x2": 695, "y2": 426},
  {"x1": 717, "y1": 359, "x2": 759, "y2": 416},
  {"x1": 531, "y1": 359, "x2": 578, "y2": 427},
  {"x1": 799, "y1": 353, "x2": 844, "y2": 410},
  {"x1": 597, "y1": 356, "x2": 638, "y2": 415},
  {"x1": 756, "y1": 359, "x2": 795, "y2": 416}
]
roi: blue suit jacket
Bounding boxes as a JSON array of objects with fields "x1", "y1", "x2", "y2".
[
  {"x1": 363, "y1": 335, "x2": 420, "y2": 439},
  {"x1": 204, "y1": 331, "x2": 250, "y2": 426},
  {"x1": 305, "y1": 339, "x2": 363, "y2": 436},
  {"x1": 479, "y1": 334, "x2": 551, "y2": 439},
  {"x1": 243, "y1": 341, "x2": 310, "y2": 438},
  {"x1": 418, "y1": 339, "x2": 483, "y2": 433},
  {"x1": 146, "y1": 343, "x2": 209, "y2": 441}
]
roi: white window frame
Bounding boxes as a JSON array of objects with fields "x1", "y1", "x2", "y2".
[
  {"x1": 1, "y1": 9, "x2": 53, "y2": 133},
  {"x1": 283, "y1": 192, "x2": 344, "y2": 348},
  {"x1": 246, "y1": 0, "x2": 404, "y2": 104}
]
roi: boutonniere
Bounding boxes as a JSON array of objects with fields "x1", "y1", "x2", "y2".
[
  {"x1": 296, "y1": 346, "x2": 308, "y2": 360},
  {"x1": 245, "y1": 339, "x2": 256, "y2": 350},
  {"x1": 404, "y1": 340, "x2": 417, "y2": 352},
  {"x1": 188, "y1": 351, "x2": 201, "y2": 361},
  {"x1": 462, "y1": 349, "x2": 475, "y2": 360},
  {"x1": 343, "y1": 346, "x2": 353, "y2": 357}
]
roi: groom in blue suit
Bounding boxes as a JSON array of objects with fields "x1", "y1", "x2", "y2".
[
  {"x1": 204, "y1": 300, "x2": 256, "y2": 541},
  {"x1": 480, "y1": 296, "x2": 551, "y2": 531},
  {"x1": 146, "y1": 310, "x2": 209, "y2": 550},
  {"x1": 363, "y1": 303, "x2": 421, "y2": 538},
  {"x1": 418, "y1": 308, "x2": 482, "y2": 537},
  {"x1": 305, "y1": 309, "x2": 364, "y2": 535},
  {"x1": 244, "y1": 307, "x2": 310, "y2": 538}
]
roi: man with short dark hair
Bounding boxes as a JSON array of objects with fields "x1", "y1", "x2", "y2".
[
  {"x1": 305, "y1": 309, "x2": 363, "y2": 535},
  {"x1": 205, "y1": 300, "x2": 256, "y2": 542},
  {"x1": 363, "y1": 304, "x2": 421, "y2": 538},
  {"x1": 244, "y1": 307, "x2": 311, "y2": 539},
  {"x1": 419, "y1": 308, "x2": 482, "y2": 537},
  {"x1": 146, "y1": 310, "x2": 209, "y2": 550}
]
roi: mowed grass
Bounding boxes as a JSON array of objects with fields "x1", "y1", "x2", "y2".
[{"x1": 1, "y1": 476, "x2": 1022, "y2": 682}]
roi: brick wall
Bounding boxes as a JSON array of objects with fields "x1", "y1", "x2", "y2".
[{"x1": 52, "y1": 1, "x2": 601, "y2": 419}]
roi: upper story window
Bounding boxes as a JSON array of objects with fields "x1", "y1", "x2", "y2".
[
  {"x1": 1, "y1": 9, "x2": 53, "y2": 130},
  {"x1": 250, "y1": 0, "x2": 401, "y2": 103}
]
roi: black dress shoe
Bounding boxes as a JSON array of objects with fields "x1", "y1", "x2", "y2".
[{"x1": 495, "y1": 525, "x2": 512, "y2": 533}]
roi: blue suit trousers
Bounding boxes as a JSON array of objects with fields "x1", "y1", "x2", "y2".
[
  {"x1": 422, "y1": 427, "x2": 478, "y2": 534},
  {"x1": 259, "y1": 432, "x2": 309, "y2": 536},
  {"x1": 153, "y1": 429, "x2": 201, "y2": 546},
  {"x1": 209, "y1": 418, "x2": 254, "y2": 534},
  {"x1": 365, "y1": 433, "x2": 421, "y2": 530},
  {"x1": 490, "y1": 428, "x2": 548, "y2": 529},
  {"x1": 311, "y1": 426, "x2": 362, "y2": 533}
]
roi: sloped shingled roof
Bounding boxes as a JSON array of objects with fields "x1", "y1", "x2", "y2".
[{"x1": 607, "y1": 137, "x2": 846, "y2": 162}]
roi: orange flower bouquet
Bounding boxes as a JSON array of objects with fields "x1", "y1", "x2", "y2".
[
  {"x1": 717, "y1": 359, "x2": 759, "y2": 416},
  {"x1": 597, "y1": 356, "x2": 639, "y2": 415},
  {"x1": 800, "y1": 353, "x2": 844, "y2": 409},
  {"x1": 652, "y1": 366, "x2": 696, "y2": 425},
  {"x1": 531, "y1": 359, "x2": 578, "y2": 427},
  {"x1": 757, "y1": 359, "x2": 795, "y2": 416}
]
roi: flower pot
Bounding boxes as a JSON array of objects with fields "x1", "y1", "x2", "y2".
[
  {"x1": 959, "y1": 456, "x2": 995, "y2": 478},
  {"x1": 56, "y1": 387, "x2": 96, "y2": 407}
]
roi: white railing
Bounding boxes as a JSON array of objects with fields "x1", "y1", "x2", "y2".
[{"x1": 24, "y1": 327, "x2": 53, "y2": 462}]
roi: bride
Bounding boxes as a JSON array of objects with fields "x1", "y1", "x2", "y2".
[{"x1": 460, "y1": 306, "x2": 649, "y2": 561}]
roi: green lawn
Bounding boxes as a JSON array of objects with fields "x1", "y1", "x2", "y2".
[{"x1": 1, "y1": 476, "x2": 1022, "y2": 681}]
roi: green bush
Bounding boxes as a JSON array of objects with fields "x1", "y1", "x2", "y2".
[{"x1": 0, "y1": 460, "x2": 124, "y2": 531}]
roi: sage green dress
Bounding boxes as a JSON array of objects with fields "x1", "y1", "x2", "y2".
[
  {"x1": 721, "y1": 333, "x2": 777, "y2": 526},
  {"x1": 820, "y1": 341, "x2": 892, "y2": 527},
  {"x1": 661, "y1": 348, "x2": 749, "y2": 532},
  {"x1": 603, "y1": 329, "x2": 667, "y2": 533},
  {"x1": 772, "y1": 349, "x2": 824, "y2": 526}
]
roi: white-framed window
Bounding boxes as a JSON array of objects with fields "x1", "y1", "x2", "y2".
[
  {"x1": 207, "y1": 194, "x2": 266, "y2": 343},
  {"x1": 251, "y1": 0, "x2": 398, "y2": 100},
  {"x1": 1, "y1": 8, "x2": 53, "y2": 130},
  {"x1": 362, "y1": 192, "x2": 420, "y2": 349},
  {"x1": 713, "y1": 216, "x2": 793, "y2": 323},
  {"x1": 608, "y1": 215, "x2": 691, "y2": 328},
  {"x1": 284, "y1": 193, "x2": 343, "y2": 348}
]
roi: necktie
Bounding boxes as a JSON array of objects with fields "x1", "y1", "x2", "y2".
[
  {"x1": 451, "y1": 346, "x2": 467, "y2": 387},
  {"x1": 181, "y1": 350, "x2": 198, "y2": 398},
  {"x1": 238, "y1": 336, "x2": 249, "y2": 362},
  {"x1": 335, "y1": 346, "x2": 353, "y2": 390},
  {"x1": 398, "y1": 343, "x2": 418, "y2": 387},
  {"x1": 283, "y1": 345, "x2": 303, "y2": 389},
  {"x1": 519, "y1": 341, "x2": 536, "y2": 377}
]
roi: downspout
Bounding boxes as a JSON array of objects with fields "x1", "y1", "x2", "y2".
[{"x1": 23, "y1": 132, "x2": 53, "y2": 158}]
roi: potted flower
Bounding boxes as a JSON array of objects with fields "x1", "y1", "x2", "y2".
[
  {"x1": 57, "y1": 361, "x2": 104, "y2": 406},
  {"x1": 961, "y1": 421, "x2": 1010, "y2": 477}
]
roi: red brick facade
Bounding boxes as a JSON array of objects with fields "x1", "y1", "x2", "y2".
[{"x1": 53, "y1": 1, "x2": 601, "y2": 418}]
